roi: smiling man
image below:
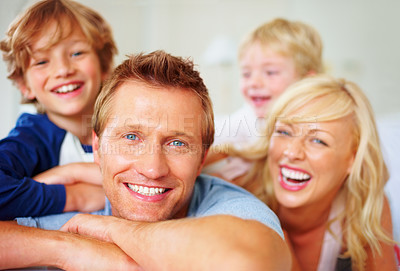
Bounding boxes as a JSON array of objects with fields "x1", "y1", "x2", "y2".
[{"x1": 3, "y1": 51, "x2": 290, "y2": 270}]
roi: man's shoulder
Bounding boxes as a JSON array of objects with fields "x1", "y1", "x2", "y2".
[
  {"x1": 192, "y1": 174, "x2": 264, "y2": 211},
  {"x1": 194, "y1": 174, "x2": 250, "y2": 195},
  {"x1": 191, "y1": 174, "x2": 284, "y2": 238}
]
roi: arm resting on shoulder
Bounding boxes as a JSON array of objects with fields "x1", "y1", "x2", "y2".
[
  {"x1": 61, "y1": 214, "x2": 291, "y2": 271},
  {"x1": 33, "y1": 163, "x2": 105, "y2": 213},
  {"x1": 34, "y1": 162, "x2": 102, "y2": 185},
  {"x1": 63, "y1": 182, "x2": 105, "y2": 213}
]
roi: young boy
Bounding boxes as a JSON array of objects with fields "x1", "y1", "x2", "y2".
[
  {"x1": 204, "y1": 18, "x2": 324, "y2": 181},
  {"x1": 0, "y1": 0, "x2": 118, "y2": 220}
]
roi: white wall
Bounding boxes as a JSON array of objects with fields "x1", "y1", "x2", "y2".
[{"x1": 0, "y1": 0, "x2": 399, "y2": 139}]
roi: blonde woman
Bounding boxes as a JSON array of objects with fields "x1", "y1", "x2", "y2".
[{"x1": 231, "y1": 75, "x2": 397, "y2": 270}]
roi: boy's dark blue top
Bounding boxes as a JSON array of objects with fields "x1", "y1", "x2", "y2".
[{"x1": 0, "y1": 113, "x2": 92, "y2": 220}]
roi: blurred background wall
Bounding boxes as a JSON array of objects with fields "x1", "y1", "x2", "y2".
[{"x1": 1, "y1": 0, "x2": 399, "y2": 138}]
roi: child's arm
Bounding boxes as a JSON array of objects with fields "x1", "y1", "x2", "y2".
[
  {"x1": 34, "y1": 162, "x2": 102, "y2": 185},
  {"x1": 63, "y1": 183, "x2": 105, "y2": 213},
  {"x1": 0, "y1": 113, "x2": 96, "y2": 219}
]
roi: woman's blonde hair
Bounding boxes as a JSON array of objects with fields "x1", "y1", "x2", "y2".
[
  {"x1": 238, "y1": 18, "x2": 324, "y2": 76},
  {"x1": 234, "y1": 74, "x2": 392, "y2": 271}
]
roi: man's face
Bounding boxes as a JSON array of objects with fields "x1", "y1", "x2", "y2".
[{"x1": 93, "y1": 81, "x2": 205, "y2": 222}]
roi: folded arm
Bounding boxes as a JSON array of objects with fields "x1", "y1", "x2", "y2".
[
  {"x1": 0, "y1": 221, "x2": 139, "y2": 270},
  {"x1": 61, "y1": 214, "x2": 291, "y2": 271}
]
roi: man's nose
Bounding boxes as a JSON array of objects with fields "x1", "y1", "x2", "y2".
[{"x1": 134, "y1": 145, "x2": 170, "y2": 180}]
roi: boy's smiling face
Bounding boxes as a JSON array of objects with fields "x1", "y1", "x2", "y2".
[
  {"x1": 21, "y1": 19, "x2": 106, "y2": 122},
  {"x1": 239, "y1": 42, "x2": 301, "y2": 118}
]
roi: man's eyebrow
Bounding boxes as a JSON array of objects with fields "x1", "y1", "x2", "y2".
[{"x1": 169, "y1": 130, "x2": 195, "y2": 138}]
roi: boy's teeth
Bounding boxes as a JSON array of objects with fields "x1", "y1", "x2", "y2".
[
  {"x1": 281, "y1": 167, "x2": 310, "y2": 181},
  {"x1": 55, "y1": 84, "x2": 79, "y2": 93},
  {"x1": 127, "y1": 183, "x2": 166, "y2": 196}
]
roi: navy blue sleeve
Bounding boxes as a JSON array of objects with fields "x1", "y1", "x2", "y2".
[{"x1": 0, "y1": 113, "x2": 67, "y2": 220}]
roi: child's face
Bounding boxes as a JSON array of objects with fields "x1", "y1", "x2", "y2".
[
  {"x1": 21, "y1": 21, "x2": 106, "y2": 120},
  {"x1": 240, "y1": 42, "x2": 301, "y2": 118}
]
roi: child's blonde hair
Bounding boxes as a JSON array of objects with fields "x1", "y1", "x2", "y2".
[
  {"x1": 0, "y1": 0, "x2": 117, "y2": 108},
  {"x1": 238, "y1": 18, "x2": 323, "y2": 76}
]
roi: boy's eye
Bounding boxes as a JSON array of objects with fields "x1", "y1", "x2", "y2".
[
  {"x1": 34, "y1": 60, "x2": 48, "y2": 66},
  {"x1": 241, "y1": 71, "x2": 251, "y2": 78},
  {"x1": 169, "y1": 140, "x2": 185, "y2": 147},
  {"x1": 71, "y1": 51, "x2": 83, "y2": 57},
  {"x1": 266, "y1": 70, "x2": 279, "y2": 76},
  {"x1": 125, "y1": 134, "x2": 139, "y2": 141}
]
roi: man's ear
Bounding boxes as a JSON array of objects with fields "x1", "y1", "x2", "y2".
[
  {"x1": 16, "y1": 79, "x2": 35, "y2": 100},
  {"x1": 92, "y1": 130, "x2": 101, "y2": 165},
  {"x1": 196, "y1": 149, "x2": 209, "y2": 176}
]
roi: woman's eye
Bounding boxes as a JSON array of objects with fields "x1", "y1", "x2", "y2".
[
  {"x1": 311, "y1": 138, "x2": 328, "y2": 146},
  {"x1": 275, "y1": 129, "x2": 290, "y2": 136},
  {"x1": 169, "y1": 140, "x2": 185, "y2": 147},
  {"x1": 125, "y1": 134, "x2": 138, "y2": 141}
]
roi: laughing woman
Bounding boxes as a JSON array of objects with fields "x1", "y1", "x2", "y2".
[{"x1": 228, "y1": 75, "x2": 397, "y2": 271}]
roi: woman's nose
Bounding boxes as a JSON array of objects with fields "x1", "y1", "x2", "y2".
[{"x1": 283, "y1": 138, "x2": 305, "y2": 161}]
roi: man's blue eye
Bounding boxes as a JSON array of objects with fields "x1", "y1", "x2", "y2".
[
  {"x1": 126, "y1": 134, "x2": 138, "y2": 141},
  {"x1": 170, "y1": 140, "x2": 184, "y2": 146}
]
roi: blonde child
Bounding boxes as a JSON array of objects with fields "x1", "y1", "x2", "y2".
[
  {"x1": 0, "y1": 0, "x2": 117, "y2": 220},
  {"x1": 205, "y1": 18, "x2": 324, "y2": 181}
]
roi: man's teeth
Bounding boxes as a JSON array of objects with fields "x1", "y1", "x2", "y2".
[
  {"x1": 127, "y1": 183, "x2": 166, "y2": 196},
  {"x1": 281, "y1": 167, "x2": 311, "y2": 182},
  {"x1": 55, "y1": 84, "x2": 80, "y2": 93}
]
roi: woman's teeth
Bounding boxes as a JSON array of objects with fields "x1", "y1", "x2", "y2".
[
  {"x1": 281, "y1": 167, "x2": 311, "y2": 184},
  {"x1": 127, "y1": 183, "x2": 166, "y2": 196},
  {"x1": 55, "y1": 84, "x2": 80, "y2": 93}
]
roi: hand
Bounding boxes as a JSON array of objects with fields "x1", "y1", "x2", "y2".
[
  {"x1": 34, "y1": 162, "x2": 102, "y2": 185},
  {"x1": 64, "y1": 183, "x2": 105, "y2": 213},
  {"x1": 57, "y1": 232, "x2": 141, "y2": 271},
  {"x1": 60, "y1": 214, "x2": 131, "y2": 243}
]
